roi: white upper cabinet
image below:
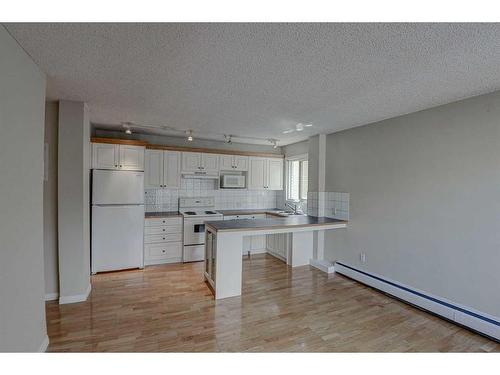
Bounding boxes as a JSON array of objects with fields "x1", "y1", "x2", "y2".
[
  {"x1": 201, "y1": 153, "x2": 219, "y2": 173},
  {"x1": 267, "y1": 158, "x2": 283, "y2": 190},
  {"x1": 144, "y1": 150, "x2": 163, "y2": 188},
  {"x1": 145, "y1": 149, "x2": 180, "y2": 188},
  {"x1": 119, "y1": 145, "x2": 145, "y2": 171},
  {"x1": 233, "y1": 155, "x2": 249, "y2": 171},
  {"x1": 92, "y1": 143, "x2": 144, "y2": 171},
  {"x1": 92, "y1": 143, "x2": 118, "y2": 170},
  {"x1": 220, "y1": 154, "x2": 249, "y2": 171},
  {"x1": 182, "y1": 152, "x2": 219, "y2": 174},
  {"x1": 248, "y1": 157, "x2": 283, "y2": 190},
  {"x1": 219, "y1": 154, "x2": 234, "y2": 170},
  {"x1": 181, "y1": 152, "x2": 202, "y2": 172},
  {"x1": 163, "y1": 151, "x2": 180, "y2": 188},
  {"x1": 248, "y1": 157, "x2": 267, "y2": 189}
]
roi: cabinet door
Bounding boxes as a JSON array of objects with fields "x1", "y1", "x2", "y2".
[
  {"x1": 182, "y1": 152, "x2": 201, "y2": 172},
  {"x1": 251, "y1": 235, "x2": 266, "y2": 251},
  {"x1": 267, "y1": 158, "x2": 283, "y2": 190},
  {"x1": 219, "y1": 154, "x2": 234, "y2": 170},
  {"x1": 201, "y1": 153, "x2": 219, "y2": 173},
  {"x1": 243, "y1": 236, "x2": 252, "y2": 253},
  {"x1": 234, "y1": 155, "x2": 249, "y2": 171},
  {"x1": 144, "y1": 150, "x2": 163, "y2": 188},
  {"x1": 163, "y1": 151, "x2": 180, "y2": 188},
  {"x1": 248, "y1": 157, "x2": 266, "y2": 189},
  {"x1": 119, "y1": 145, "x2": 145, "y2": 171},
  {"x1": 92, "y1": 143, "x2": 118, "y2": 170}
]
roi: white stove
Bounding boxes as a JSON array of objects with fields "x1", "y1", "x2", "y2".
[{"x1": 179, "y1": 197, "x2": 222, "y2": 262}]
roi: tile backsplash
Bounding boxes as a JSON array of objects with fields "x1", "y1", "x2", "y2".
[
  {"x1": 145, "y1": 178, "x2": 278, "y2": 212},
  {"x1": 308, "y1": 191, "x2": 350, "y2": 220}
]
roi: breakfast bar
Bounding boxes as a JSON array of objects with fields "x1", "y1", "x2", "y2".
[{"x1": 204, "y1": 216, "x2": 347, "y2": 299}]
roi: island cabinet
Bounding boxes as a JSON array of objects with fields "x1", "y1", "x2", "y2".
[
  {"x1": 223, "y1": 214, "x2": 266, "y2": 255},
  {"x1": 144, "y1": 149, "x2": 181, "y2": 188},
  {"x1": 248, "y1": 157, "x2": 283, "y2": 190}
]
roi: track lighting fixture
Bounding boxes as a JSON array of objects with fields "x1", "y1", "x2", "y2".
[
  {"x1": 224, "y1": 134, "x2": 232, "y2": 143},
  {"x1": 186, "y1": 130, "x2": 193, "y2": 142},
  {"x1": 268, "y1": 139, "x2": 278, "y2": 149},
  {"x1": 125, "y1": 128, "x2": 132, "y2": 135}
]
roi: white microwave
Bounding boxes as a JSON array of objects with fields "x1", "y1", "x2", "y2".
[{"x1": 221, "y1": 174, "x2": 246, "y2": 188}]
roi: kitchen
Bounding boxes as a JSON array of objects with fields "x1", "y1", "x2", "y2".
[
  {"x1": 3, "y1": 21, "x2": 500, "y2": 356},
  {"x1": 89, "y1": 136, "x2": 345, "y2": 287}
]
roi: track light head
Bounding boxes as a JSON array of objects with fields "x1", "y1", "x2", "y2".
[{"x1": 186, "y1": 130, "x2": 193, "y2": 141}]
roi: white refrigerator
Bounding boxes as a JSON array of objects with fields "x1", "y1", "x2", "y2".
[{"x1": 91, "y1": 169, "x2": 144, "y2": 273}]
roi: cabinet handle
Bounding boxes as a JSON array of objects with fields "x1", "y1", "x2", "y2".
[
  {"x1": 162, "y1": 220, "x2": 165, "y2": 223},
  {"x1": 162, "y1": 229, "x2": 166, "y2": 231},
  {"x1": 162, "y1": 250, "x2": 166, "y2": 253},
  {"x1": 163, "y1": 237, "x2": 165, "y2": 240},
  {"x1": 120, "y1": 165, "x2": 122, "y2": 167},
  {"x1": 114, "y1": 164, "x2": 118, "y2": 167}
]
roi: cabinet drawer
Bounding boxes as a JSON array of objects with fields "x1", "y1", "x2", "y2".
[
  {"x1": 144, "y1": 225, "x2": 182, "y2": 235},
  {"x1": 144, "y1": 242, "x2": 182, "y2": 264},
  {"x1": 144, "y1": 232, "x2": 182, "y2": 244},
  {"x1": 145, "y1": 217, "x2": 182, "y2": 227}
]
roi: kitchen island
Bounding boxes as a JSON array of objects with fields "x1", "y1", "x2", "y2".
[{"x1": 204, "y1": 215, "x2": 347, "y2": 299}]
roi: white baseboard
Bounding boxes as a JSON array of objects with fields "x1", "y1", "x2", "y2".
[
  {"x1": 38, "y1": 335, "x2": 49, "y2": 352},
  {"x1": 59, "y1": 283, "x2": 91, "y2": 305},
  {"x1": 335, "y1": 262, "x2": 500, "y2": 341},
  {"x1": 45, "y1": 292, "x2": 59, "y2": 301},
  {"x1": 309, "y1": 258, "x2": 335, "y2": 273},
  {"x1": 242, "y1": 248, "x2": 267, "y2": 256}
]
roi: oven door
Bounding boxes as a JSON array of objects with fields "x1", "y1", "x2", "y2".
[{"x1": 183, "y1": 218, "x2": 206, "y2": 246}]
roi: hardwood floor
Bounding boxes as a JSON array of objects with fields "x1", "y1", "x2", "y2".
[{"x1": 46, "y1": 254, "x2": 499, "y2": 352}]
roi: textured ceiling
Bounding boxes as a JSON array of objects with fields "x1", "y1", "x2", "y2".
[{"x1": 5, "y1": 23, "x2": 500, "y2": 145}]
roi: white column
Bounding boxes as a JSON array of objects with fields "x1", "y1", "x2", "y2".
[
  {"x1": 215, "y1": 232, "x2": 244, "y2": 299},
  {"x1": 58, "y1": 100, "x2": 91, "y2": 304}
]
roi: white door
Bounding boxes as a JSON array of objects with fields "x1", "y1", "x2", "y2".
[
  {"x1": 219, "y1": 154, "x2": 234, "y2": 170},
  {"x1": 201, "y1": 153, "x2": 219, "y2": 173},
  {"x1": 92, "y1": 205, "x2": 144, "y2": 273},
  {"x1": 163, "y1": 151, "x2": 180, "y2": 188},
  {"x1": 248, "y1": 157, "x2": 266, "y2": 189},
  {"x1": 92, "y1": 170, "x2": 144, "y2": 205},
  {"x1": 182, "y1": 152, "x2": 201, "y2": 172},
  {"x1": 144, "y1": 149, "x2": 163, "y2": 188},
  {"x1": 233, "y1": 155, "x2": 249, "y2": 171},
  {"x1": 119, "y1": 145, "x2": 144, "y2": 171},
  {"x1": 92, "y1": 143, "x2": 118, "y2": 170},
  {"x1": 267, "y1": 158, "x2": 283, "y2": 190}
]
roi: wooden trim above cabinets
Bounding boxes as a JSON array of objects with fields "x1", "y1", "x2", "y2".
[
  {"x1": 91, "y1": 137, "x2": 149, "y2": 146},
  {"x1": 147, "y1": 144, "x2": 284, "y2": 159}
]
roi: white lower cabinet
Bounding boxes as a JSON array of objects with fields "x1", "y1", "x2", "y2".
[
  {"x1": 266, "y1": 233, "x2": 288, "y2": 261},
  {"x1": 223, "y1": 214, "x2": 266, "y2": 255},
  {"x1": 144, "y1": 216, "x2": 183, "y2": 265}
]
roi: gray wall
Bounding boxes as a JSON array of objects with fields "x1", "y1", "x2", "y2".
[
  {"x1": 58, "y1": 101, "x2": 91, "y2": 301},
  {"x1": 44, "y1": 101, "x2": 59, "y2": 299},
  {"x1": 324, "y1": 90, "x2": 500, "y2": 318},
  {"x1": 0, "y1": 26, "x2": 48, "y2": 351},
  {"x1": 94, "y1": 129, "x2": 283, "y2": 154},
  {"x1": 283, "y1": 140, "x2": 308, "y2": 157}
]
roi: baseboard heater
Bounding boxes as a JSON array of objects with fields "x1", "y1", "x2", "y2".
[{"x1": 334, "y1": 262, "x2": 500, "y2": 342}]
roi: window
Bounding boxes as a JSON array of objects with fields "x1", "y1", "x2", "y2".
[{"x1": 286, "y1": 155, "x2": 308, "y2": 201}]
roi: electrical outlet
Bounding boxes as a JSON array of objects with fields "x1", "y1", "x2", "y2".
[{"x1": 359, "y1": 252, "x2": 366, "y2": 263}]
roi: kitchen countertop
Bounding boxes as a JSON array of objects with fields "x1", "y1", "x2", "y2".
[
  {"x1": 205, "y1": 215, "x2": 347, "y2": 232},
  {"x1": 145, "y1": 211, "x2": 182, "y2": 218},
  {"x1": 216, "y1": 208, "x2": 288, "y2": 217}
]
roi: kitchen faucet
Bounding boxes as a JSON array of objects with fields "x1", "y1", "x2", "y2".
[{"x1": 285, "y1": 201, "x2": 301, "y2": 214}]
